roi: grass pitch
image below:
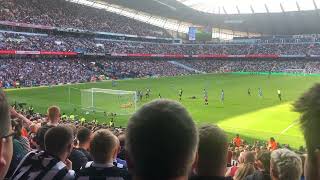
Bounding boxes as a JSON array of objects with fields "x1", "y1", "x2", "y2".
[{"x1": 6, "y1": 73, "x2": 320, "y2": 148}]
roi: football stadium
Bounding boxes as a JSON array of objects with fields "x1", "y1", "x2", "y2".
[{"x1": 1, "y1": 0, "x2": 320, "y2": 179}]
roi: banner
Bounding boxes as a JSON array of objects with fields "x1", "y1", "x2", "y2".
[
  {"x1": 0, "y1": 21, "x2": 54, "y2": 30},
  {"x1": 16, "y1": 51, "x2": 40, "y2": 55},
  {"x1": 0, "y1": 50, "x2": 77, "y2": 56},
  {"x1": 0, "y1": 50, "x2": 15, "y2": 54},
  {"x1": 40, "y1": 51, "x2": 77, "y2": 55}
]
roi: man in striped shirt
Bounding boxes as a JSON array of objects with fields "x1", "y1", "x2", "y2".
[
  {"x1": 77, "y1": 129, "x2": 130, "y2": 180},
  {"x1": 11, "y1": 126, "x2": 75, "y2": 180}
]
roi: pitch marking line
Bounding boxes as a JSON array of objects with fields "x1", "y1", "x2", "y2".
[{"x1": 279, "y1": 120, "x2": 299, "y2": 135}]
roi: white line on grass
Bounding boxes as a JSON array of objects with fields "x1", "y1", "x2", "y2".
[{"x1": 279, "y1": 120, "x2": 299, "y2": 135}]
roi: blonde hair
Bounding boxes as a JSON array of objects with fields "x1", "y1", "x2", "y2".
[{"x1": 234, "y1": 163, "x2": 255, "y2": 180}]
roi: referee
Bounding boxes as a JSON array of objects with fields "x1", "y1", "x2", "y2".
[{"x1": 277, "y1": 89, "x2": 282, "y2": 101}]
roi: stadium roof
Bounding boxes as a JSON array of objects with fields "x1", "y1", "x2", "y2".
[
  {"x1": 177, "y1": 0, "x2": 319, "y2": 14},
  {"x1": 80, "y1": 0, "x2": 320, "y2": 35}
]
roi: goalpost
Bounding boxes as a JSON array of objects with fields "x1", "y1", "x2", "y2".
[{"x1": 81, "y1": 88, "x2": 137, "y2": 115}]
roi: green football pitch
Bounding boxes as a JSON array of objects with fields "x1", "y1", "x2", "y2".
[{"x1": 5, "y1": 73, "x2": 320, "y2": 148}]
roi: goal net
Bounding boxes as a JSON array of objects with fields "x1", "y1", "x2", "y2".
[{"x1": 81, "y1": 88, "x2": 137, "y2": 115}]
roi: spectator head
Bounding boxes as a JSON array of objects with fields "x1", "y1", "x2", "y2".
[
  {"x1": 255, "y1": 150, "x2": 271, "y2": 172},
  {"x1": 126, "y1": 99, "x2": 198, "y2": 180},
  {"x1": 44, "y1": 126, "x2": 74, "y2": 162},
  {"x1": 0, "y1": 90, "x2": 12, "y2": 179},
  {"x1": 11, "y1": 119, "x2": 22, "y2": 138},
  {"x1": 118, "y1": 133, "x2": 125, "y2": 147},
  {"x1": 90, "y1": 129, "x2": 119, "y2": 164},
  {"x1": 35, "y1": 125, "x2": 54, "y2": 150},
  {"x1": 234, "y1": 163, "x2": 255, "y2": 180},
  {"x1": 243, "y1": 151, "x2": 255, "y2": 164},
  {"x1": 294, "y1": 83, "x2": 320, "y2": 180},
  {"x1": 270, "y1": 148, "x2": 302, "y2": 180},
  {"x1": 77, "y1": 127, "x2": 92, "y2": 150},
  {"x1": 195, "y1": 124, "x2": 228, "y2": 176},
  {"x1": 234, "y1": 151, "x2": 256, "y2": 180},
  {"x1": 47, "y1": 106, "x2": 60, "y2": 125}
]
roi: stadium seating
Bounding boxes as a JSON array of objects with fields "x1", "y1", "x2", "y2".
[{"x1": 0, "y1": 0, "x2": 171, "y2": 38}]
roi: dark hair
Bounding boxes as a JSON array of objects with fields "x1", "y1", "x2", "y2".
[
  {"x1": 45, "y1": 126, "x2": 73, "y2": 156},
  {"x1": 11, "y1": 119, "x2": 22, "y2": 138},
  {"x1": 256, "y1": 150, "x2": 271, "y2": 172},
  {"x1": 294, "y1": 84, "x2": 320, "y2": 154},
  {"x1": 35, "y1": 125, "x2": 54, "y2": 150},
  {"x1": 293, "y1": 83, "x2": 320, "y2": 179},
  {"x1": 0, "y1": 90, "x2": 10, "y2": 137},
  {"x1": 77, "y1": 127, "x2": 91, "y2": 144},
  {"x1": 197, "y1": 124, "x2": 228, "y2": 175},
  {"x1": 126, "y1": 99, "x2": 198, "y2": 178}
]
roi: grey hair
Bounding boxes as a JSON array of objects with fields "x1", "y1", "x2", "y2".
[{"x1": 271, "y1": 148, "x2": 302, "y2": 180}]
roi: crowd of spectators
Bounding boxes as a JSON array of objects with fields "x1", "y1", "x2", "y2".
[
  {"x1": 0, "y1": 58, "x2": 192, "y2": 88},
  {"x1": 2, "y1": 58, "x2": 320, "y2": 88},
  {"x1": 0, "y1": 89, "x2": 315, "y2": 180},
  {"x1": 177, "y1": 59, "x2": 320, "y2": 74},
  {"x1": 3, "y1": 32, "x2": 320, "y2": 55},
  {"x1": 0, "y1": 0, "x2": 170, "y2": 38}
]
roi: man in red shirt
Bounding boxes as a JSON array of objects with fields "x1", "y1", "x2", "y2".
[
  {"x1": 268, "y1": 137, "x2": 277, "y2": 151},
  {"x1": 233, "y1": 134, "x2": 242, "y2": 147}
]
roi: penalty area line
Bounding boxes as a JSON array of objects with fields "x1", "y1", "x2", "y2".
[{"x1": 279, "y1": 120, "x2": 299, "y2": 135}]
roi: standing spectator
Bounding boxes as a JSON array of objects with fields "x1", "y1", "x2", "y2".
[
  {"x1": 77, "y1": 129, "x2": 130, "y2": 179},
  {"x1": 76, "y1": 127, "x2": 93, "y2": 161},
  {"x1": 11, "y1": 126, "x2": 75, "y2": 179},
  {"x1": 69, "y1": 129, "x2": 88, "y2": 173},
  {"x1": 293, "y1": 83, "x2": 320, "y2": 180},
  {"x1": 268, "y1": 138, "x2": 278, "y2": 151},
  {"x1": 234, "y1": 134, "x2": 243, "y2": 147},
  {"x1": 246, "y1": 151, "x2": 271, "y2": 180},
  {"x1": 190, "y1": 124, "x2": 232, "y2": 180},
  {"x1": 46, "y1": 106, "x2": 61, "y2": 126},
  {"x1": 34, "y1": 124, "x2": 54, "y2": 151},
  {"x1": 270, "y1": 149, "x2": 302, "y2": 180},
  {"x1": 0, "y1": 90, "x2": 13, "y2": 179},
  {"x1": 125, "y1": 99, "x2": 198, "y2": 180},
  {"x1": 117, "y1": 133, "x2": 126, "y2": 160}
]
